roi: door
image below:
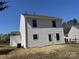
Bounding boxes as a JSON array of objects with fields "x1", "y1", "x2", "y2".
[{"x1": 17, "y1": 43, "x2": 21, "y2": 48}]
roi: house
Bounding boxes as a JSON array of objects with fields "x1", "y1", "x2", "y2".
[
  {"x1": 68, "y1": 25, "x2": 79, "y2": 43},
  {"x1": 10, "y1": 14, "x2": 65, "y2": 48}
]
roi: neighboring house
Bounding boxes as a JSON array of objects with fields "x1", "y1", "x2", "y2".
[
  {"x1": 10, "y1": 14, "x2": 64, "y2": 48},
  {"x1": 68, "y1": 25, "x2": 79, "y2": 43}
]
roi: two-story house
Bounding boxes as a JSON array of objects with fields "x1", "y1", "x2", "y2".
[{"x1": 10, "y1": 14, "x2": 65, "y2": 48}]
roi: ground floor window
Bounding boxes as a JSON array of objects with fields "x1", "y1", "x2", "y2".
[
  {"x1": 48, "y1": 34, "x2": 52, "y2": 42},
  {"x1": 33, "y1": 34, "x2": 38, "y2": 40},
  {"x1": 56, "y1": 33, "x2": 60, "y2": 41}
]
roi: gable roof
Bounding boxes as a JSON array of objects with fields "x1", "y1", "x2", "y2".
[{"x1": 22, "y1": 13, "x2": 62, "y2": 20}]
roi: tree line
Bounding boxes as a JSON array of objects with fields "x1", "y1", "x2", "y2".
[
  {"x1": 0, "y1": 34, "x2": 10, "y2": 44},
  {"x1": 62, "y1": 18, "x2": 78, "y2": 35}
]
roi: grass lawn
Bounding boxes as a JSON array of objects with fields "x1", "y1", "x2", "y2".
[{"x1": 1, "y1": 44, "x2": 79, "y2": 59}]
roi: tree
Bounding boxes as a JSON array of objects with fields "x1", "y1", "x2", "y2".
[
  {"x1": 63, "y1": 18, "x2": 78, "y2": 35},
  {"x1": 73, "y1": 18, "x2": 77, "y2": 24},
  {"x1": 0, "y1": 34, "x2": 10, "y2": 44},
  {"x1": 0, "y1": 1, "x2": 8, "y2": 11}
]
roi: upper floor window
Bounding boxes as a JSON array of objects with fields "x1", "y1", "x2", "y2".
[
  {"x1": 32, "y1": 19, "x2": 37, "y2": 28},
  {"x1": 52, "y1": 21, "x2": 56, "y2": 27}
]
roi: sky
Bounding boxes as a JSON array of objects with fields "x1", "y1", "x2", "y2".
[{"x1": 0, "y1": 0, "x2": 79, "y2": 34}]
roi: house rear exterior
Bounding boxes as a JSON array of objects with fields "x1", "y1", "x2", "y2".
[
  {"x1": 20, "y1": 14, "x2": 64, "y2": 48},
  {"x1": 10, "y1": 14, "x2": 65, "y2": 48}
]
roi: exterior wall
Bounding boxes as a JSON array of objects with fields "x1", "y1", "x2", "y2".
[
  {"x1": 26, "y1": 16, "x2": 64, "y2": 47},
  {"x1": 10, "y1": 35, "x2": 21, "y2": 47},
  {"x1": 27, "y1": 28, "x2": 64, "y2": 47},
  {"x1": 25, "y1": 17, "x2": 62, "y2": 28},
  {"x1": 68, "y1": 26, "x2": 79, "y2": 43},
  {"x1": 20, "y1": 15, "x2": 27, "y2": 48},
  {"x1": 56, "y1": 20, "x2": 62, "y2": 27}
]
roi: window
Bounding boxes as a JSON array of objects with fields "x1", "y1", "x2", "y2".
[
  {"x1": 52, "y1": 21, "x2": 56, "y2": 27},
  {"x1": 49, "y1": 34, "x2": 52, "y2": 42},
  {"x1": 17, "y1": 43, "x2": 21, "y2": 48},
  {"x1": 33, "y1": 34, "x2": 38, "y2": 40},
  {"x1": 56, "y1": 33, "x2": 60, "y2": 41},
  {"x1": 32, "y1": 19, "x2": 37, "y2": 28}
]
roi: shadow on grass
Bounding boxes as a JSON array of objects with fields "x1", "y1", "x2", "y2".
[{"x1": 0, "y1": 48, "x2": 15, "y2": 55}]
